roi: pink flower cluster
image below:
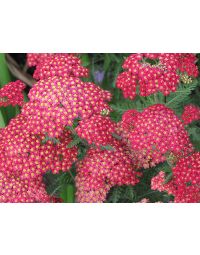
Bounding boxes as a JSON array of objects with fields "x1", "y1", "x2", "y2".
[
  {"x1": 76, "y1": 115, "x2": 117, "y2": 146},
  {"x1": 21, "y1": 77, "x2": 112, "y2": 137},
  {"x1": 75, "y1": 139, "x2": 141, "y2": 203},
  {"x1": 0, "y1": 114, "x2": 78, "y2": 202},
  {"x1": 33, "y1": 54, "x2": 88, "y2": 80},
  {"x1": 0, "y1": 53, "x2": 115, "y2": 202},
  {"x1": 27, "y1": 53, "x2": 54, "y2": 67},
  {"x1": 117, "y1": 104, "x2": 193, "y2": 169},
  {"x1": 0, "y1": 171, "x2": 50, "y2": 203},
  {"x1": 151, "y1": 152, "x2": 200, "y2": 203},
  {"x1": 0, "y1": 80, "x2": 25, "y2": 107},
  {"x1": 181, "y1": 104, "x2": 200, "y2": 125},
  {"x1": 116, "y1": 53, "x2": 199, "y2": 99}
]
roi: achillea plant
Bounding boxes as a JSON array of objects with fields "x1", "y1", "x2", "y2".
[{"x1": 0, "y1": 53, "x2": 200, "y2": 203}]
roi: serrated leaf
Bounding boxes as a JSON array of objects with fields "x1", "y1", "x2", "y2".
[
  {"x1": 166, "y1": 80, "x2": 199, "y2": 110},
  {"x1": 163, "y1": 172, "x2": 173, "y2": 184},
  {"x1": 67, "y1": 137, "x2": 82, "y2": 148},
  {"x1": 100, "y1": 145, "x2": 115, "y2": 151}
]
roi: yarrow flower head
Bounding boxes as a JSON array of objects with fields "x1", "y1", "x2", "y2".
[
  {"x1": 117, "y1": 104, "x2": 193, "y2": 169},
  {"x1": 0, "y1": 114, "x2": 78, "y2": 179},
  {"x1": 181, "y1": 104, "x2": 200, "y2": 125},
  {"x1": 0, "y1": 80, "x2": 25, "y2": 107},
  {"x1": 116, "y1": 53, "x2": 199, "y2": 99},
  {"x1": 75, "y1": 139, "x2": 141, "y2": 203},
  {"x1": 21, "y1": 77, "x2": 112, "y2": 137},
  {"x1": 0, "y1": 172, "x2": 51, "y2": 203},
  {"x1": 151, "y1": 152, "x2": 200, "y2": 203},
  {"x1": 0, "y1": 112, "x2": 78, "y2": 202},
  {"x1": 27, "y1": 53, "x2": 54, "y2": 67},
  {"x1": 178, "y1": 54, "x2": 199, "y2": 78},
  {"x1": 75, "y1": 115, "x2": 117, "y2": 146},
  {"x1": 33, "y1": 54, "x2": 89, "y2": 80}
]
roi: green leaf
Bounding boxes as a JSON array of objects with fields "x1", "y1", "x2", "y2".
[
  {"x1": 100, "y1": 145, "x2": 115, "y2": 151},
  {"x1": 0, "y1": 109, "x2": 7, "y2": 128},
  {"x1": 112, "y1": 133, "x2": 122, "y2": 140},
  {"x1": 60, "y1": 184, "x2": 75, "y2": 203},
  {"x1": 186, "y1": 124, "x2": 200, "y2": 150},
  {"x1": 67, "y1": 136, "x2": 82, "y2": 148},
  {"x1": 0, "y1": 53, "x2": 12, "y2": 85},
  {"x1": 165, "y1": 80, "x2": 199, "y2": 110},
  {"x1": 163, "y1": 172, "x2": 173, "y2": 184},
  {"x1": 103, "y1": 54, "x2": 111, "y2": 71},
  {"x1": 41, "y1": 135, "x2": 60, "y2": 145},
  {"x1": 81, "y1": 54, "x2": 90, "y2": 67}
]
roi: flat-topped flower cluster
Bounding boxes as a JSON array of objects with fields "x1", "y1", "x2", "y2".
[{"x1": 0, "y1": 53, "x2": 199, "y2": 202}]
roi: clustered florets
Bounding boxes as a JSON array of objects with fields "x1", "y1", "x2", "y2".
[
  {"x1": 0, "y1": 80, "x2": 25, "y2": 107},
  {"x1": 0, "y1": 53, "x2": 117, "y2": 202},
  {"x1": 75, "y1": 115, "x2": 116, "y2": 146},
  {"x1": 0, "y1": 53, "x2": 199, "y2": 203},
  {"x1": 116, "y1": 53, "x2": 199, "y2": 99},
  {"x1": 117, "y1": 104, "x2": 193, "y2": 169},
  {"x1": 33, "y1": 54, "x2": 89, "y2": 80},
  {"x1": 181, "y1": 104, "x2": 200, "y2": 125},
  {"x1": 27, "y1": 53, "x2": 54, "y2": 67},
  {"x1": 0, "y1": 113, "x2": 78, "y2": 202},
  {"x1": 151, "y1": 152, "x2": 200, "y2": 202},
  {"x1": 75, "y1": 139, "x2": 141, "y2": 203},
  {"x1": 21, "y1": 77, "x2": 112, "y2": 137}
]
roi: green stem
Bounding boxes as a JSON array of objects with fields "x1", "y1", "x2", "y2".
[
  {"x1": 66, "y1": 184, "x2": 75, "y2": 203},
  {"x1": 0, "y1": 53, "x2": 21, "y2": 123},
  {"x1": 0, "y1": 53, "x2": 13, "y2": 126},
  {"x1": 0, "y1": 53, "x2": 12, "y2": 85},
  {"x1": 0, "y1": 110, "x2": 7, "y2": 128}
]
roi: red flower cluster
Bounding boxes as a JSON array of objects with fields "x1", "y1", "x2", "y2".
[
  {"x1": 76, "y1": 115, "x2": 116, "y2": 146},
  {"x1": 33, "y1": 54, "x2": 88, "y2": 80},
  {"x1": 151, "y1": 152, "x2": 200, "y2": 203},
  {"x1": 75, "y1": 140, "x2": 141, "y2": 203},
  {"x1": 117, "y1": 104, "x2": 193, "y2": 169},
  {"x1": 0, "y1": 114, "x2": 78, "y2": 202},
  {"x1": 0, "y1": 53, "x2": 114, "y2": 202},
  {"x1": 181, "y1": 104, "x2": 200, "y2": 125},
  {"x1": 116, "y1": 53, "x2": 199, "y2": 99},
  {"x1": 27, "y1": 53, "x2": 54, "y2": 67},
  {"x1": 0, "y1": 80, "x2": 25, "y2": 107},
  {"x1": 178, "y1": 54, "x2": 199, "y2": 77},
  {"x1": 21, "y1": 77, "x2": 112, "y2": 137},
  {"x1": 0, "y1": 172, "x2": 50, "y2": 203}
]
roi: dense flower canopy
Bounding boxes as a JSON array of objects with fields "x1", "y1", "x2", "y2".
[
  {"x1": 33, "y1": 54, "x2": 89, "y2": 80},
  {"x1": 116, "y1": 53, "x2": 199, "y2": 99},
  {"x1": 0, "y1": 53, "x2": 200, "y2": 203},
  {"x1": 27, "y1": 53, "x2": 54, "y2": 67},
  {"x1": 0, "y1": 113, "x2": 78, "y2": 202},
  {"x1": 151, "y1": 152, "x2": 200, "y2": 203},
  {"x1": 75, "y1": 139, "x2": 141, "y2": 203},
  {"x1": 75, "y1": 115, "x2": 117, "y2": 146},
  {"x1": 21, "y1": 77, "x2": 112, "y2": 137},
  {"x1": 117, "y1": 104, "x2": 193, "y2": 169}
]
